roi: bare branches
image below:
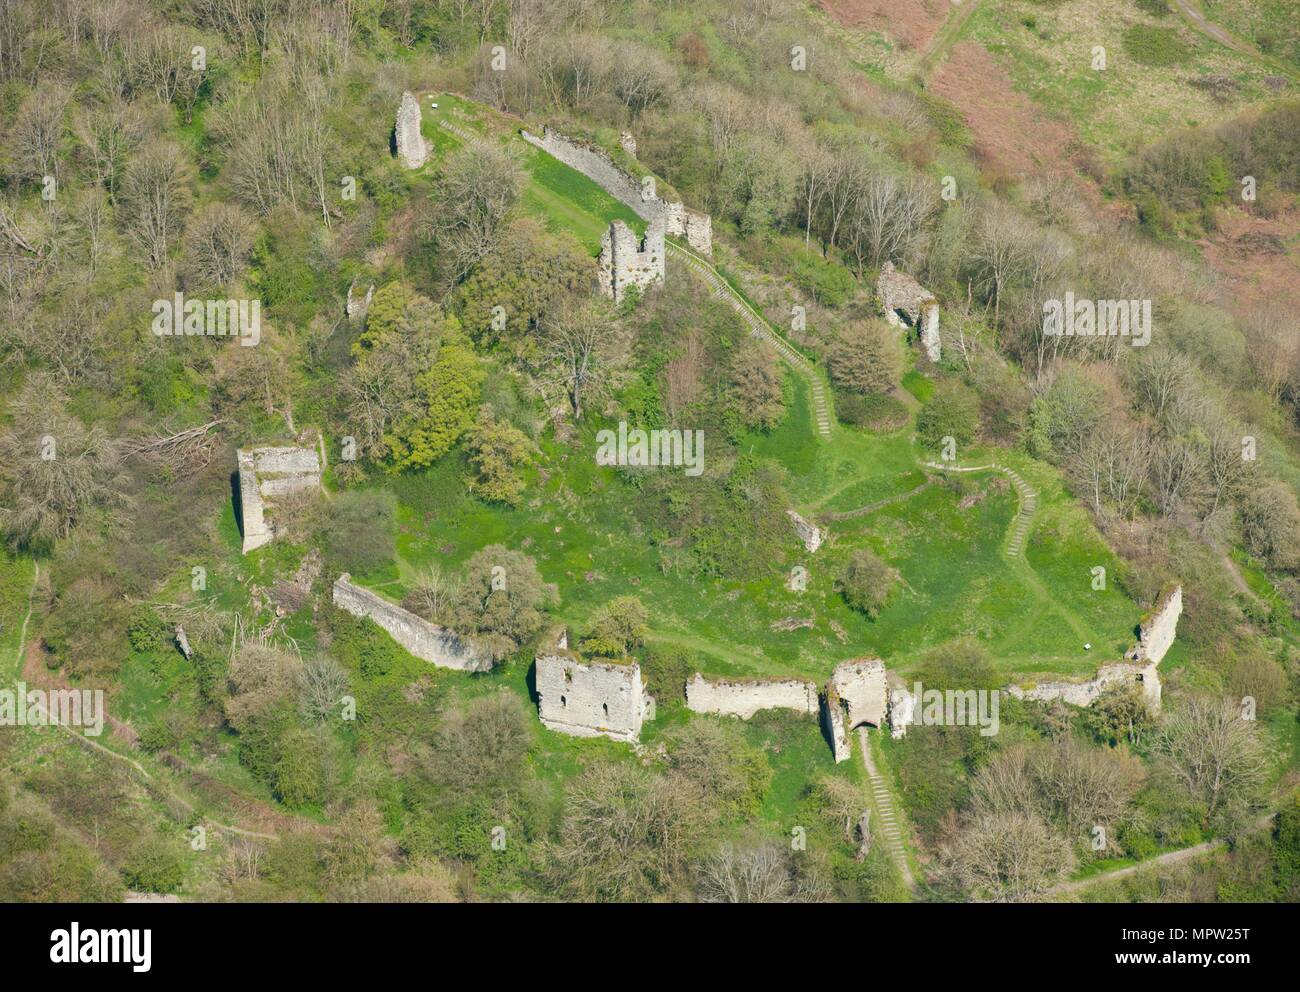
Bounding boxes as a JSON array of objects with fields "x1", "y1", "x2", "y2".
[{"x1": 120, "y1": 420, "x2": 224, "y2": 471}]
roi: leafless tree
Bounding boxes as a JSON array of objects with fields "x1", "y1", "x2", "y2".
[
  {"x1": 1148, "y1": 695, "x2": 1270, "y2": 834},
  {"x1": 0, "y1": 374, "x2": 125, "y2": 550},
  {"x1": 435, "y1": 141, "x2": 522, "y2": 280},
  {"x1": 1241, "y1": 303, "x2": 1300, "y2": 403},
  {"x1": 74, "y1": 97, "x2": 145, "y2": 199},
  {"x1": 1069, "y1": 421, "x2": 1152, "y2": 521},
  {"x1": 402, "y1": 565, "x2": 463, "y2": 625},
  {"x1": 969, "y1": 199, "x2": 1034, "y2": 331},
  {"x1": 843, "y1": 169, "x2": 937, "y2": 275},
  {"x1": 535, "y1": 298, "x2": 623, "y2": 420},
  {"x1": 10, "y1": 82, "x2": 70, "y2": 183},
  {"x1": 697, "y1": 841, "x2": 832, "y2": 903},
  {"x1": 940, "y1": 810, "x2": 1075, "y2": 902},
  {"x1": 297, "y1": 655, "x2": 351, "y2": 724},
  {"x1": 184, "y1": 202, "x2": 255, "y2": 288},
  {"x1": 120, "y1": 139, "x2": 191, "y2": 267}
]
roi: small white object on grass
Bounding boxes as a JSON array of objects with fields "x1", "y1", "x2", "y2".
[{"x1": 1084, "y1": 643, "x2": 1092, "y2": 651}]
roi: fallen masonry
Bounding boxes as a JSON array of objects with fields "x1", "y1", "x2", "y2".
[
  {"x1": 787, "y1": 510, "x2": 825, "y2": 553},
  {"x1": 236, "y1": 445, "x2": 321, "y2": 554},
  {"x1": 332, "y1": 573, "x2": 492, "y2": 672},
  {"x1": 535, "y1": 629, "x2": 654, "y2": 743}
]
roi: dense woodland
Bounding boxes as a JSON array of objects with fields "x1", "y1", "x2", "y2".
[{"x1": 0, "y1": 0, "x2": 1298, "y2": 903}]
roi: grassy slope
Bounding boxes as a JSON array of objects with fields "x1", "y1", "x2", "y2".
[{"x1": 962, "y1": 0, "x2": 1282, "y2": 163}]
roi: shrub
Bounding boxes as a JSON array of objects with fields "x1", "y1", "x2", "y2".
[
  {"x1": 836, "y1": 391, "x2": 909, "y2": 432},
  {"x1": 122, "y1": 836, "x2": 187, "y2": 893},
  {"x1": 1122, "y1": 24, "x2": 1191, "y2": 67},
  {"x1": 916, "y1": 379, "x2": 980, "y2": 451},
  {"x1": 827, "y1": 320, "x2": 903, "y2": 394},
  {"x1": 838, "y1": 548, "x2": 897, "y2": 619}
]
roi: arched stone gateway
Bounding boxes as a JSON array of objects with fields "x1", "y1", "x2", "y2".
[{"x1": 824, "y1": 659, "x2": 888, "y2": 763}]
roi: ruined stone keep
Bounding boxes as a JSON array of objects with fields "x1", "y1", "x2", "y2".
[
  {"x1": 535, "y1": 630, "x2": 655, "y2": 743},
  {"x1": 824, "y1": 659, "x2": 889, "y2": 763},
  {"x1": 236, "y1": 446, "x2": 321, "y2": 554},
  {"x1": 879, "y1": 261, "x2": 941, "y2": 363}
]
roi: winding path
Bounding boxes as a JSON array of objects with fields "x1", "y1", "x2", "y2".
[
  {"x1": 10, "y1": 560, "x2": 38, "y2": 675},
  {"x1": 921, "y1": 460, "x2": 1038, "y2": 558},
  {"x1": 917, "y1": 0, "x2": 983, "y2": 83},
  {"x1": 1048, "y1": 812, "x2": 1275, "y2": 898},
  {"x1": 668, "y1": 241, "x2": 834, "y2": 439}
]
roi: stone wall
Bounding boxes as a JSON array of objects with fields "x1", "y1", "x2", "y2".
[
  {"x1": 395, "y1": 91, "x2": 429, "y2": 169},
  {"x1": 1125, "y1": 585, "x2": 1182, "y2": 666},
  {"x1": 346, "y1": 279, "x2": 374, "y2": 321},
  {"x1": 521, "y1": 126, "x2": 650, "y2": 216},
  {"x1": 520, "y1": 125, "x2": 712, "y2": 254},
  {"x1": 332, "y1": 573, "x2": 492, "y2": 672},
  {"x1": 685, "y1": 673, "x2": 820, "y2": 720},
  {"x1": 598, "y1": 216, "x2": 665, "y2": 303},
  {"x1": 237, "y1": 446, "x2": 321, "y2": 554},
  {"x1": 1005, "y1": 661, "x2": 1161, "y2": 713},
  {"x1": 536, "y1": 633, "x2": 652, "y2": 742}
]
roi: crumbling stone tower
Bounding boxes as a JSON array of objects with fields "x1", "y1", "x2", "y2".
[
  {"x1": 597, "y1": 215, "x2": 665, "y2": 303},
  {"x1": 535, "y1": 629, "x2": 654, "y2": 743},
  {"x1": 394, "y1": 91, "x2": 429, "y2": 169},
  {"x1": 879, "y1": 261, "x2": 940, "y2": 363}
]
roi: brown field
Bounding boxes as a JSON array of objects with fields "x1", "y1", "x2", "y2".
[
  {"x1": 815, "y1": 0, "x2": 951, "y2": 52},
  {"x1": 930, "y1": 41, "x2": 1081, "y2": 181}
]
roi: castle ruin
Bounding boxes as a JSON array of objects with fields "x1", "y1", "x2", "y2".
[
  {"x1": 1124, "y1": 585, "x2": 1182, "y2": 667},
  {"x1": 535, "y1": 629, "x2": 654, "y2": 743},
  {"x1": 332, "y1": 574, "x2": 492, "y2": 671},
  {"x1": 598, "y1": 216, "x2": 665, "y2": 303},
  {"x1": 879, "y1": 261, "x2": 940, "y2": 363},
  {"x1": 395, "y1": 91, "x2": 429, "y2": 169},
  {"x1": 346, "y1": 278, "x2": 374, "y2": 321},
  {"x1": 236, "y1": 446, "x2": 322, "y2": 554}
]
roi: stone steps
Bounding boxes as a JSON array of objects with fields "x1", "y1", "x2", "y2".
[
  {"x1": 669, "y1": 242, "x2": 832, "y2": 439},
  {"x1": 859, "y1": 727, "x2": 915, "y2": 892},
  {"x1": 437, "y1": 119, "x2": 477, "y2": 143},
  {"x1": 923, "y1": 461, "x2": 1038, "y2": 562}
]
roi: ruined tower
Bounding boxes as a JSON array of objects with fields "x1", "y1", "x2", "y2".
[
  {"x1": 394, "y1": 91, "x2": 429, "y2": 169},
  {"x1": 597, "y1": 215, "x2": 665, "y2": 303}
]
